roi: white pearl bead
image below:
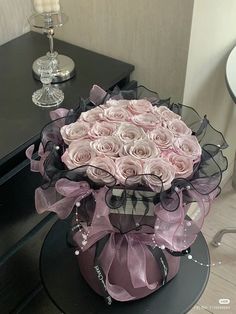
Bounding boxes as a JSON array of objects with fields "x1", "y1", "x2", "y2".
[
  {"x1": 188, "y1": 255, "x2": 192, "y2": 260},
  {"x1": 160, "y1": 245, "x2": 165, "y2": 250},
  {"x1": 82, "y1": 240, "x2": 87, "y2": 246},
  {"x1": 75, "y1": 250, "x2": 80, "y2": 256},
  {"x1": 76, "y1": 202, "x2": 81, "y2": 207}
]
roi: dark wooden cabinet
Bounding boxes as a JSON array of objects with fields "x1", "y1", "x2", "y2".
[{"x1": 0, "y1": 32, "x2": 135, "y2": 313}]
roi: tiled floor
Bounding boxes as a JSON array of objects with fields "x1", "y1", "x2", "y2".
[{"x1": 189, "y1": 180, "x2": 236, "y2": 314}]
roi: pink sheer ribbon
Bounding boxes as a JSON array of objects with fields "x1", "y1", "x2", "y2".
[
  {"x1": 30, "y1": 176, "x2": 217, "y2": 301},
  {"x1": 32, "y1": 178, "x2": 160, "y2": 301},
  {"x1": 73, "y1": 187, "x2": 159, "y2": 301},
  {"x1": 89, "y1": 85, "x2": 108, "y2": 106},
  {"x1": 35, "y1": 179, "x2": 93, "y2": 219},
  {"x1": 154, "y1": 183, "x2": 219, "y2": 252},
  {"x1": 26, "y1": 144, "x2": 49, "y2": 175}
]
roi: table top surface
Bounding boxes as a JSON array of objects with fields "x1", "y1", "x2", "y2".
[
  {"x1": 0, "y1": 32, "x2": 134, "y2": 168},
  {"x1": 226, "y1": 46, "x2": 236, "y2": 103},
  {"x1": 40, "y1": 219, "x2": 210, "y2": 314}
]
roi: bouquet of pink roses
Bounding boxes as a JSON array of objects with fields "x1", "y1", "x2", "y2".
[
  {"x1": 27, "y1": 85, "x2": 228, "y2": 303},
  {"x1": 60, "y1": 94, "x2": 201, "y2": 191}
]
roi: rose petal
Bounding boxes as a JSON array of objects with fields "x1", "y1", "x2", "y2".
[
  {"x1": 115, "y1": 123, "x2": 147, "y2": 143},
  {"x1": 144, "y1": 158, "x2": 176, "y2": 192},
  {"x1": 122, "y1": 139, "x2": 160, "y2": 160},
  {"x1": 60, "y1": 121, "x2": 90, "y2": 145},
  {"x1": 87, "y1": 156, "x2": 116, "y2": 185},
  {"x1": 115, "y1": 156, "x2": 143, "y2": 185},
  {"x1": 62, "y1": 140, "x2": 96, "y2": 169},
  {"x1": 91, "y1": 136, "x2": 122, "y2": 157}
]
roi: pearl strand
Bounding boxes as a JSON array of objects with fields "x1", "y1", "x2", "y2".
[
  {"x1": 187, "y1": 254, "x2": 222, "y2": 267},
  {"x1": 74, "y1": 201, "x2": 89, "y2": 256},
  {"x1": 152, "y1": 231, "x2": 222, "y2": 268}
]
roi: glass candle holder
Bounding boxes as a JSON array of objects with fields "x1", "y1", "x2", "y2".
[
  {"x1": 32, "y1": 56, "x2": 64, "y2": 107},
  {"x1": 29, "y1": 5, "x2": 75, "y2": 83}
]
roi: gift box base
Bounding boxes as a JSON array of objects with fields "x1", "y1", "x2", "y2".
[{"x1": 77, "y1": 244, "x2": 180, "y2": 302}]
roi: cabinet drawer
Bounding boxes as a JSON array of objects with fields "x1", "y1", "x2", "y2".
[
  {"x1": 0, "y1": 217, "x2": 56, "y2": 314},
  {"x1": 0, "y1": 160, "x2": 48, "y2": 257},
  {"x1": 0, "y1": 160, "x2": 57, "y2": 313}
]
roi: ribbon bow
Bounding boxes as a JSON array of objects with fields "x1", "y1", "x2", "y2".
[
  {"x1": 73, "y1": 187, "x2": 165, "y2": 302},
  {"x1": 154, "y1": 180, "x2": 219, "y2": 252},
  {"x1": 35, "y1": 178, "x2": 93, "y2": 219},
  {"x1": 33, "y1": 177, "x2": 216, "y2": 302}
]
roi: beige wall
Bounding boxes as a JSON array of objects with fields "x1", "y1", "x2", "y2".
[
  {"x1": 183, "y1": 0, "x2": 236, "y2": 178},
  {"x1": 57, "y1": 0, "x2": 194, "y2": 102},
  {"x1": 0, "y1": 0, "x2": 32, "y2": 45}
]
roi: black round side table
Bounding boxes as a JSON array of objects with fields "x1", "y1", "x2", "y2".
[{"x1": 40, "y1": 219, "x2": 210, "y2": 314}]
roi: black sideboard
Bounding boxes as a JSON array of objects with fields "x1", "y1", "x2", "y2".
[{"x1": 0, "y1": 32, "x2": 135, "y2": 314}]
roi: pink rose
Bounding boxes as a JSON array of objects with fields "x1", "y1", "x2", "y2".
[
  {"x1": 91, "y1": 136, "x2": 122, "y2": 157},
  {"x1": 123, "y1": 139, "x2": 160, "y2": 160},
  {"x1": 174, "y1": 136, "x2": 202, "y2": 162},
  {"x1": 132, "y1": 113, "x2": 161, "y2": 130},
  {"x1": 102, "y1": 106, "x2": 131, "y2": 122},
  {"x1": 115, "y1": 123, "x2": 146, "y2": 143},
  {"x1": 154, "y1": 106, "x2": 181, "y2": 121},
  {"x1": 87, "y1": 156, "x2": 116, "y2": 185},
  {"x1": 115, "y1": 156, "x2": 143, "y2": 185},
  {"x1": 165, "y1": 152, "x2": 193, "y2": 178},
  {"x1": 60, "y1": 121, "x2": 90, "y2": 145},
  {"x1": 148, "y1": 127, "x2": 174, "y2": 150},
  {"x1": 79, "y1": 107, "x2": 103, "y2": 123},
  {"x1": 61, "y1": 140, "x2": 96, "y2": 169},
  {"x1": 105, "y1": 99, "x2": 130, "y2": 109},
  {"x1": 89, "y1": 121, "x2": 117, "y2": 139},
  {"x1": 144, "y1": 158, "x2": 176, "y2": 192},
  {"x1": 167, "y1": 119, "x2": 192, "y2": 136},
  {"x1": 127, "y1": 99, "x2": 153, "y2": 115}
]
